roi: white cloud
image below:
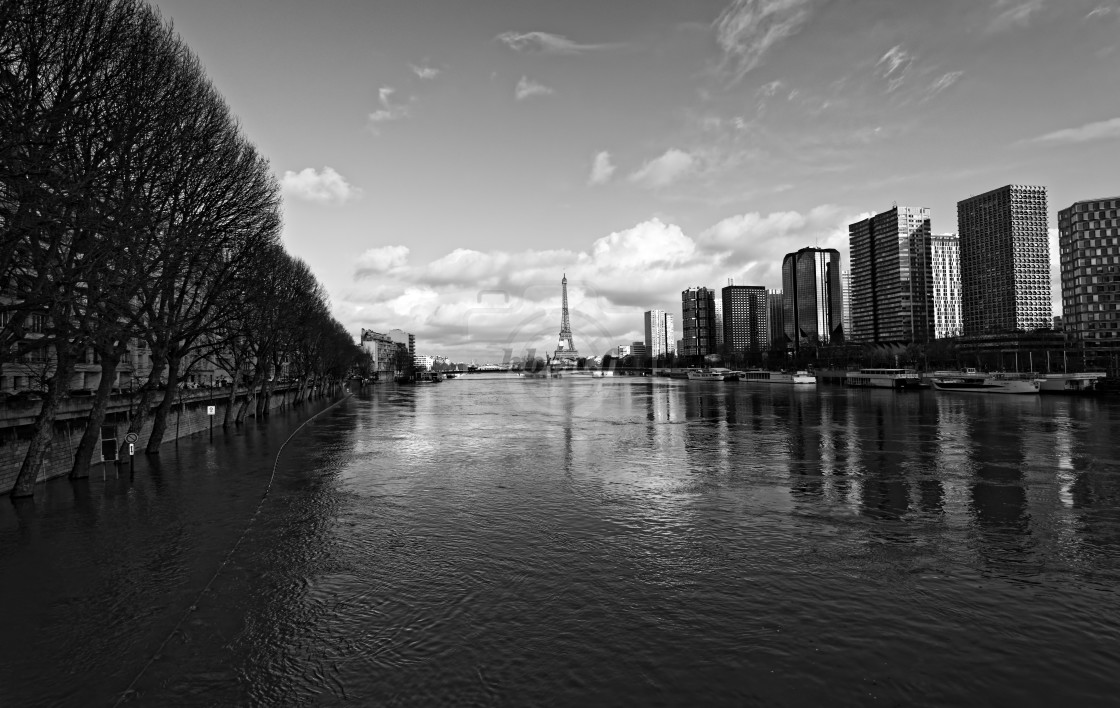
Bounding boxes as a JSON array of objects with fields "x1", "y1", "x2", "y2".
[
  {"x1": 989, "y1": 0, "x2": 1047, "y2": 33},
  {"x1": 369, "y1": 86, "x2": 409, "y2": 125},
  {"x1": 1086, "y1": 5, "x2": 1119, "y2": 20},
  {"x1": 515, "y1": 76, "x2": 554, "y2": 100},
  {"x1": 280, "y1": 166, "x2": 362, "y2": 205},
  {"x1": 923, "y1": 71, "x2": 964, "y2": 101},
  {"x1": 876, "y1": 45, "x2": 914, "y2": 93},
  {"x1": 588, "y1": 151, "x2": 616, "y2": 185},
  {"x1": 355, "y1": 246, "x2": 410, "y2": 278},
  {"x1": 714, "y1": 0, "x2": 818, "y2": 83},
  {"x1": 756, "y1": 80, "x2": 784, "y2": 98},
  {"x1": 697, "y1": 204, "x2": 862, "y2": 285},
  {"x1": 1021, "y1": 117, "x2": 1120, "y2": 146},
  {"x1": 628, "y1": 149, "x2": 696, "y2": 189},
  {"x1": 410, "y1": 64, "x2": 440, "y2": 80},
  {"x1": 496, "y1": 31, "x2": 615, "y2": 54},
  {"x1": 340, "y1": 206, "x2": 856, "y2": 360}
]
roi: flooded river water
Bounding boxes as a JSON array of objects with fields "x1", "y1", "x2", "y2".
[{"x1": 2, "y1": 376, "x2": 1119, "y2": 706}]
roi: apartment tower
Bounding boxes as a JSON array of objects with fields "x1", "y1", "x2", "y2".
[
  {"x1": 721, "y1": 285, "x2": 769, "y2": 352},
  {"x1": 847, "y1": 206, "x2": 933, "y2": 343},
  {"x1": 643, "y1": 310, "x2": 676, "y2": 358},
  {"x1": 931, "y1": 234, "x2": 962, "y2": 339},
  {"x1": 681, "y1": 287, "x2": 717, "y2": 358},
  {"x1": 781, "y1": 247, "x2": 844, "y2": 352},
  {"x1": 958, "y1": 185, "x2": 1050, "y2": 335},
  {"x1": 1059, "y1": 196, "x2": 1120, "y2": 351}
]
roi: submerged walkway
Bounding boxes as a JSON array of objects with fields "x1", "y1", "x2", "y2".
[{"x1": 0, "y1": 395, "x2": 351, "y2": 707}]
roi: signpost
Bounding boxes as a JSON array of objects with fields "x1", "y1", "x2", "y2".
[
  {"x1": 207, "y1": 405, "x2": 216, "y2": 442},
  {"x1": 128, "y1": 442, "x2": 135, "y2": 476}
]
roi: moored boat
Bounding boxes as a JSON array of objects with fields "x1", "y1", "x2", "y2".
[
  {"x1": 1039, "y1": 372, "x2": 1106, "y2": 394},
  {"x1": 739, "y1": 370, "x2": 816, "y2": 385},
  {"x1": 845, "y1": 368, "x2": 925, "y2": 389},
  {"x1": 930, "y1": 369, "x2": 1041, "y2": 394},
  {"x1": 686, "y1": 368, "x2": 725, "y2": 381}
]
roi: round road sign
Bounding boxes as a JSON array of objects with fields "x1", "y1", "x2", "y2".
[{"x1": 125, "y1": 432, "x2": 138, "y2": 444}]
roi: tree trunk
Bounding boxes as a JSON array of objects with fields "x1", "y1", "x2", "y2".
[
  {"x1": 70, "y1": 350, "x2": 121, "y2": 479},
  {"x1": 146, "y1": 353, "x2": 181, "y2": 453},
  {"x1": 255, "y1": 378, "x2": 271, "y2": 418},
  {"x1": 126, "y1": 354, "x2": 166, "y2": 441},
  {"x1": 11, "y1": 352, "x2": 74, "y2": 498},
  {"x1": 222, "y1": 383, "x2": 238, "y2": 427},
  {"x1": 236, "y1": 372, "x2": 262, "y2": 424}
]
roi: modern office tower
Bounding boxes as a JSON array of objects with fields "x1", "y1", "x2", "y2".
[
  {"x1": 841, "y1": 271, "x2": 851, "y2": 337},
  {"x1": 644, "y1": 310, "x2": 676, "y2": 358},
  {"x1": 713, "y1": 297, "x2": 724, "y2": 348},
  {"x1": 931, "y1": 234, "x2": 962, "y2": 339},
  {"x1": 847, "y1": 206, "x2": 933, "y2": 343},
  {"x1": 768, "y1": 289, "x2": 785, "y2": 350},
  {"x1": 781, "y1": 247, "x2": 844, "y2": 351},
  {"x1": 681, "y1": 286, "x2": 717, "y2": 358},
  {"x1": 1059, "y1": 196, "x2": 1120, "y2": 351},
  {"x1": 958, "y1": 185, "x2": 1050, "y2": 335},
  {"x1": 722, "y1": 285, "x2": 769, "y2": 352}
]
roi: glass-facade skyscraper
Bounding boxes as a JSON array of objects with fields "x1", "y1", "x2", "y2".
[{"x1": 781, "y1": 247, "x2": 844, "y2": 352}]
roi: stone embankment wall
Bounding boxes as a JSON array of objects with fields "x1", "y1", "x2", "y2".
[{"x1": 0, "y1": 385, "x2": 318, "y2": 494}]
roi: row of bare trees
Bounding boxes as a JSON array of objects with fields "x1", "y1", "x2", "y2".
[{"x1": 1, "y1": 0, "x2": 361, "y2": 497}]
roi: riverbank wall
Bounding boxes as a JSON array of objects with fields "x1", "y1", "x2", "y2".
[{"x1": 0, "y1": 385, "x2": 329, "y2": 495}]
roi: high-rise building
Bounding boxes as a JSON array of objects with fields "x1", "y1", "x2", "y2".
[
  {"x1": 721, "y1": 285, "x2": 769, "y2": 352},
  {"x1": 848, "y1": 206, "x2": 933, "y2": 343},
  {"x1": 931, "y1": 234, "x2": 962, "y2": 339},
  {"x1": 958, "y1": 185, "x2": 1050, "y2": 335},
  {"x1": 768, "y1": 290, "x2": 785, "y2": 350},
  {"x1": 713, "y1": 297, "x2": 724, "y2": 348},
  {"x1": 1059, "y1": 196, "x2": 1120, "y2": 351},
  {"x1": 681, "y1": 286, "x2": 716, "y2": 358},
  {"x1": 643, "y1": 310, "x2": 676, "y2": 358},
  {"x1": 841, "y1": 271, "x2": 851, "y2": 337},
  {"x1": 781, "y1": 247, "x2": 843, "y2": 351}
]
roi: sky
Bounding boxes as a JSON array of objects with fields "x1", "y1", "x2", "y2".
[{"x1": 148, "y1": 0, "x2": 1120, "y2": 362}]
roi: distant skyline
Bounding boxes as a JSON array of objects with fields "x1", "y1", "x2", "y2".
[{"x1": 150, "y1": 0, "x2": 1120, "y2": 360}]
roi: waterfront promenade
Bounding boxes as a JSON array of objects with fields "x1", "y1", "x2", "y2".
[{"x1": 2, "y1": 377, "x2": 1119, "y2": 706}]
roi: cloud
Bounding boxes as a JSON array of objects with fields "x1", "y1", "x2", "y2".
[
  {"x1": 355, "y1": 246, "x2": 410, "y2": 278},
  {"x1": 340, "y1": 206, "x2": 857, "y2": 360},
  {"x1": 1020, "y1": 117, "x2": 1120, "y2": 146},
  {"x1": 876, "y1": 45, "x2": 914, "y2": 92},
  {"x1": 496, "y1": 31, "x2": 615, "y2": 54},
  {"x1": 756, "y1": 80, "x2": 785, "y2": 98},
  {"x1": 515, "y1": 76, "x2": 554, "y2": 100},
  {"x1": 1086, "y1": 5, "x2": 1119, "y2": 20},
  {"x1": 989, "y1": 0, "x2": 1046, "y2": 33},
  {"x1": 369, "y1": 86, "x2": 409, "y2": 125},
  {"x1": 410, "y1": 64, "x2": 440, "y2": 80},
  {"x1": 714, "y1": 0, "x2": 818, "y2": 83},
  {"x1": 696, "y1": 204, "x2": 863, "y2": 285},
  {"x1": 280, "y1": 167, "x2": 362, "y2": 205},
  {"x1": 588, "y1": 151, "x2": 616, "y2": 185},
  {"x1": 628, "y1": 149, "x2": 696, "y2": 189},
  {"x1": 923, "y1": 70, "x2": 964, "y2": 101}
]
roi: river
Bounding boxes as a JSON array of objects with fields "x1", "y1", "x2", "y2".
[{"x1": 1, "y1": 376, "x2": 1118, "y2": 706}]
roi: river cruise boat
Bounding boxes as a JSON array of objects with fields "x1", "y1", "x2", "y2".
[
  {"x1": 687, "y1": 368, "x2": 736, "y2": 381},
  {"x1": 930, "y1": 369, "x2": 1041, "y2": 395},
  {"x1": 739, "y1": 370, "x2": 816, "y2": 385},
  {"x1": 844, "y1": 368, "x2": 925, "y2": 389},
  {"x1": 1039, "y1": 372, "x2": 1107, "y2": 394}
]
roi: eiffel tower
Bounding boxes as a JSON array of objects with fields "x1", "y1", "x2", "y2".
[{"x1": 553, "y1": 273, "x2": 579, "y2": 360}]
